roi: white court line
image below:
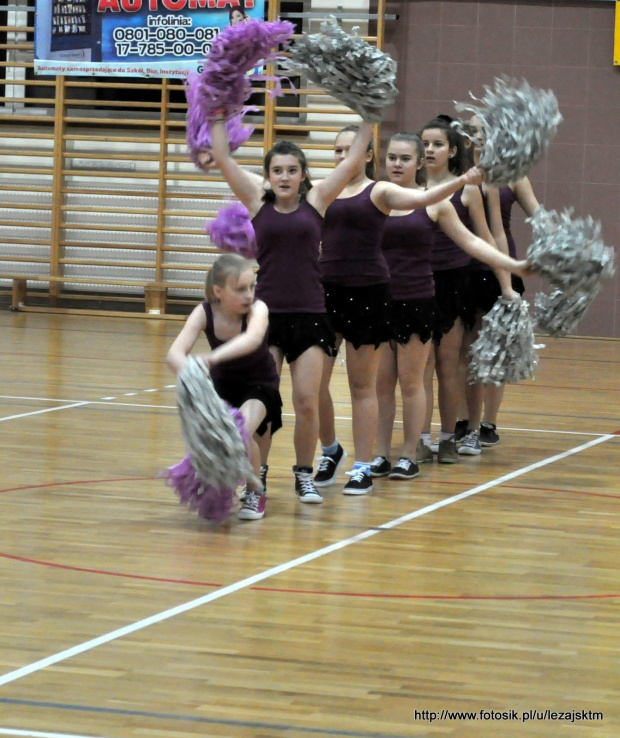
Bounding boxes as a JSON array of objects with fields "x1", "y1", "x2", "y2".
[
  {"x1": 0, "y1": 433, "x2": 613, "y2": 688},
  {"x1": 0, "y1": 729, "x2": 100, "y2": 738},
  {"x1": 0, "y1": 403, "x2": 90, "y2": 424},
  {"x1": 0, "y1": 396, "x2": 614, "y2": 437}
]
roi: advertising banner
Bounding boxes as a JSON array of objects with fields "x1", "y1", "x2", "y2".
[{"x1": 34, "y1": 0, "x2": 265, "y2": 77}]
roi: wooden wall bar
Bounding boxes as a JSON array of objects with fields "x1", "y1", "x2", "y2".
[{"x1": 0, "y1": 1, "x2": 383, "y2": 316}]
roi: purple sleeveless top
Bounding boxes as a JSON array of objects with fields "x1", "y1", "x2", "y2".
[
  {"x1": 203, "y1": 302, "x2": 279, "y2": 390},
  {"x1": 320, "y1": 182, "x2": 390, "y2": 287},
  {"x1": 430, "y1": 187, "x2": 472, "y2": 272},
  {"x1": 381, "y1": 208, "x2": 436, "y2": 300},
  {"x1": 252, "y1": 200, "x2": 325, "y2": 313},
  {"x1": 471, "y1": 185, "x2": 491, "y2": 272},
  {"x1": 499, "y1": 186, "x2": 518, "y2": 259}
]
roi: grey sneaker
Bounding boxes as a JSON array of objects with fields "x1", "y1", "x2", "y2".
[
  {"x1": 437, "y1": 438, "x2": 459, "y2": 464},
  {"x1": 416, "y1": 439, "x2": 433, "y2": 464},
  {"x1": 458, "y1": 430, "x2": 481, "y2": 456}
]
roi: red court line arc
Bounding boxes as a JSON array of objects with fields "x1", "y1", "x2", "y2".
[
  {"x1": 1, "y1": 551, "x2": 617, "y2": 602},
  {"x1": 0, "y1": 476, "x2": 154, "y2": 495}
]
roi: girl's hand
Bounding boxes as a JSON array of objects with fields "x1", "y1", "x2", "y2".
[
  {"x1": 197, "y1": 148, "x2": 216, "y2": 171},
  {"x1": 514, "y1": 259, "x2": 536, "y2": 278},
  {"x1": 501, "y1": 287, "x2": 520, "y2": 301},
  {"x1": 462, "y1": 165, "x2": 486, "y2": 186}
]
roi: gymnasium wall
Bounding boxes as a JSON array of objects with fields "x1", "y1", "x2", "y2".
[{"x1": 382, "y1": 0, "x2": 620, "y2": 338}]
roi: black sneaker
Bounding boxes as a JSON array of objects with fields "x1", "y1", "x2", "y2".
[
  {"x1": 369, "y1": 455, "x2": 391, "y2": 477},
  {"x1": 479, "y1": 422, "x2": 500, "y2": 447},
  {"x1": 314, "y1": 444, "x2": 347, "y2": 487},
  {"x1": 293, "y1": 466, "x2": 323, "y2": 504},
  {"x1": 343, "y1": 467, "x2": 373, "y2": 496},
  {"x1": 454, "y1": 419, "x2": 469, "y2": 442},
  {"x1": 388, "y1": 457, "x2": 419, "y2": 480}
]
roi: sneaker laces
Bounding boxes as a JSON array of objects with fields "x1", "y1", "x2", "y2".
[
  {"x1": 395, "y1": 457, "x2": 412, "y2": 471},
  {"x1": 345, "y1": 467, "x2": 368, "y2": 483},
  {"x1": 316, "y1": 455, "x2": 333, "y2": 473},
  {"x1": 241, "y1": 491, "x2": 261, "y2": 510},
  {"x1": 296, "y1": 472, "x2": 317, "y2": 496},
  {"x1": 371, "y1": 456, "x2": 387, "y2": 467},
  {"x1": 463, "y1": 431, "x2": 478, "y2": 445}
]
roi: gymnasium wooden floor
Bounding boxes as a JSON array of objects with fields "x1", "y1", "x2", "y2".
[{"x1": 0, "y1": 309, "x2": 618, "y2": 738}]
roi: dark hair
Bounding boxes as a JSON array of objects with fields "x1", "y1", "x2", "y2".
[
  {"x1": 419, "y1": 116, "x2": 467, "y2": 175},
  {"x1": 336, "y1": 124, "x2": 376, "y2": 180},
  {"x1": 388, "y1": 132, "x2": 427, "y2": 187},
  {"x1": 205, "y1": 253, "x2": 255, "y2": 303},
  {"x1": 262, "y1": 141, "x2": 312, "y2": 202},
  {"x1": 229, "y1": 6, "x2": 247, "y2": 23}
]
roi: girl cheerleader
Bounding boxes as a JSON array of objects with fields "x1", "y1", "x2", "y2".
[
  {"x1": 167, "y1": 253, "x2": 282, "y2": 521},
  {"x1": 210, "y1": 117, "x2": 376, "y2": 504},
  {"x1": 315, "y1": 125, "x2": 486, "y2": 495},
  {"x1": 372, "y1": 133, "x2": 531, "y2": 480}
]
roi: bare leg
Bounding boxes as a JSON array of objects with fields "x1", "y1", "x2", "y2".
[
  {"x1": 346, "y1": 342, "x2": 382, "y2": 462},
  {"x1": 255, "y1": 346, "x2": 284, "y2": 466},
  {"x1": 239, "y1": 399, "x2": 267, "y2": 491},
  {"x1": 483, "y1": 383, "x2": 505, "y2": 426},
  {"x1": 397, "y1": 336, "x2": 432, "y2": 459},
  {"x1": 435, "y1": 319, "x2": 465, "y2": 433},
  {"x1": 375, "y1": 342, "x2": 398, "y2": 459},
  {"x1": 318, "y1": 334, "x2": 343, "y2": 446},
  {"x1": 289, "y1": 345, "x2": 324, "y2": 467},
  {"x1": 463, "y1": 312, "x2": 484, "y2": 430},
  {"x1": 422, "y1": 344, "x2": 436, "y2": 435}
]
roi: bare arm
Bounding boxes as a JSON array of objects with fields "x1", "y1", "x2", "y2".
[
  {"x1": 308, "y1": 121, "x2": 374, "y2": 214},
  {"x1": 166, "y1": 304, "x2": 207, "y2": 375},
  {"x1": 434, "y1": 200, "x2": 529, "y2": 277},
  {"x1": 204, "y1": 300, "x2": 270, "y2": 367},
  {"x1": 513, "y1": 177, "x2": 540, "y2": 218},
  {"x1": 210, "y1": 120, "x2": 265, "y2": 216},
  {"x1": 478, "y1": 186, "x2": 517, "y2": 299},
  {"x1": 378, "y1": 166, "x2": 485, "y2": 212}
]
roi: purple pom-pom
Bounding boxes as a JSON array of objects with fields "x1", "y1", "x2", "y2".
[
  {"x1": 185, "y1": 19, "x2": 294, "y2": 124},
  {"x1": 161, "y1": 403, "x2": 251, "y2": 524},
  {"x1": 206, "y1": 202, "x2": 257, "y2": 257},
  {"x1": 187, "y1": 108, "x2": 255, "y2": 168}
]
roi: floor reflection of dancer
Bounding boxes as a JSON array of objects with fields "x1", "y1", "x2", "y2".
[
  {"x1": 372, "y1": 133, "x2": 532, "y2": 481},
  {"x1": 210, "y1": 117, "x2": 376, "y2": 504},
  {"x1": 166, "y1": 254, "x2": 282, "y2": 521},
  {"x1": 316, "y1": 125, "x2": 487, "y2": 496}
]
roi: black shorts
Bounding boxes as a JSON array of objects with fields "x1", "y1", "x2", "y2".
[
  {"x1": 212, "y1": 380, "x2": 282, "y2": 437},
  {"x1": 323, "y1": 281, "x2": 390, "y2": 349},
  {"x1": 432, "y1": 266, "x2": 476, "y2": 343},
  {"x1": 389, "y1": 296, "x2": 436, "y2": 346},
  {"x1": 267, "y1": 312, "x2": 336, "y2": 364},
  {"x1": 512, "y1": 274, "x2": 525, "y2": 296},
  {"x1": 469, "y1": 269, "x2": 502, "y2": 314}
]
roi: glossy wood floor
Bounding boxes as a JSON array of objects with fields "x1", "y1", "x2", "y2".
[{"x1": 0, "y1": 310, "x2": 618, "y2": 738}]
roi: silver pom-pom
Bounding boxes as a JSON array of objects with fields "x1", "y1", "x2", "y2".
[
  {"x1": 283, "y1": 18, "x2": 398, "y2": 121},
  {"x1": 176, "y1": 357, "x2": 256, "y2": 491},
  {"x1": 526, "y1": 206, "x2": 616, "y2": 297},
  {"x1": 454, "y1": 77, "x2": 562, "y2": 185},
  {"x1": 534, "y1": 288, "x2": 598, "y2": 337},
  {"x1": 468, "y1": 298, "x2": 540, "y2": 385}
]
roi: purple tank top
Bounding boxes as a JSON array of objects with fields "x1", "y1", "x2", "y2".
[
  {"x1": 381, "y1": 208, "x2": 436, "y2": 300},
  {"x1": 252, "y1": 200, "x2": 325, "y2": 313},
  {"x1": 499, "y1": 186, "x2": 518, "y2": 259},
  {"x1": 320, "y1": 182, "x2": 390, "y2": 287},
  {"x1": 471, "y1": 184, "x2": 491, "y2": 272},
  {"x1": 430, "y1": 187, "x2": 472, "y2": 272},
  {"x1": 203, "y1": 302, "x2": 279, "y2": 390}
]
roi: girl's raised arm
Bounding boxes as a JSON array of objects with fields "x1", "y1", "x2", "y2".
[
  {"x1": 210, "y1": 119, "x2": 265, "y2": 216},
  {"x1": 308, "y1": 121, "x2": 374, "y2": 213},
  {"x1": 379, "y1": 165, "x2": 485, "y2": 211},
  {"x1": 166, "y1": 304, "x2": 207, "y2": 375}
]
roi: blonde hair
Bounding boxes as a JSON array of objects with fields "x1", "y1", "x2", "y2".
[{"x1": 205, "y1": 253, "x2": 256, "y2": 303}]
